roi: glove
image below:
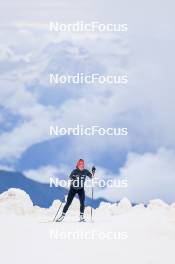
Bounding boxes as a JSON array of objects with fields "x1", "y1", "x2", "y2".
[{"x1": 92, "y1": 166, "x2": 96, "y2": 175}]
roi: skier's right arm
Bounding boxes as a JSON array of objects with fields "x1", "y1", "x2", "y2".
[{"x1": 69, "y1": 169, "x2": 77, "y2": 180}]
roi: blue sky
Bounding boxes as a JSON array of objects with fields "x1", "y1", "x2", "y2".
[{"x1": 0, "y1": 0, "x2": 175, "y2": 203}]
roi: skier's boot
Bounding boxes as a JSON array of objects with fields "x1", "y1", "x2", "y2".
[
  {"x1": 56, "y1": 213, "x2": 65, "y2": 222},
  {"x1": 80, "y1": 213, "x2": 86, "y2": 222}
]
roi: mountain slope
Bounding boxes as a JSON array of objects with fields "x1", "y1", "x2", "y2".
[{"x1": 0, "y1": 170, "x2": 108, "y2": 208}]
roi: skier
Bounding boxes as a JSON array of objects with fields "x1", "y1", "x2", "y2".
[{"x1": 56, "y1": 159, "x2": 96, "y2": 222}]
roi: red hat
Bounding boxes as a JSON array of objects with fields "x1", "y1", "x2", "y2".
[{"x1": 76, "y1": 159, "x2": 84, "y2": 169}]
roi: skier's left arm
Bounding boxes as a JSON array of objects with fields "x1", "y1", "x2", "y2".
[
  {"x1": 86, "y1": 166, "x2": 96, "y2": 178},
  {"x1": 86, "y1": 170, "x2": 92, "y2": 178}
]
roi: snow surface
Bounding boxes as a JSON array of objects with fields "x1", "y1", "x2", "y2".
[{"x1": 0, "y1": 188, "x2": 175, "y2": 264}]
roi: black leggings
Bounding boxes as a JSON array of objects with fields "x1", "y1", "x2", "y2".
[{"x1": 63, "y1": 187, "x2": 85, "y2": 214}]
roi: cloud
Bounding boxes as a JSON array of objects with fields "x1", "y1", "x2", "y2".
[
  {"x1": 0, "y1": 164, "x2": 14, "y2": 172},
  {"x1": 95, "y1": 148, "x2": 175, "y2": 204},
  {"x1": 23, "y1": 164, "x2": 69, "y2": 183},
  {"x1": 0, "y1": 37, "x2": 129, "y2": 161},
  {"x1": 0, "y1": 33, "x2": 175, "y2": 166}
]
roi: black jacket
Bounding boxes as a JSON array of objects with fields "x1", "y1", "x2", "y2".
[{"x1": 69, "y1": 168, "x2": 92, "y2": 190}]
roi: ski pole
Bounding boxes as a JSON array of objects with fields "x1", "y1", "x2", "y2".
[
  {"x1": 53, "y1": 200, "x2": 63, "y2": 222},
  {"x1": 90, "y1": 186, "x2": 94, "y2": 222},
  {"x1": 91, "y1": 166, "x2": 96, "y2": 222}
]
